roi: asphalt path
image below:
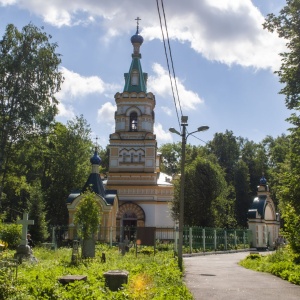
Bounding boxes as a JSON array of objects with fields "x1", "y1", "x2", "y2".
[{"x1": 183, "y1": 251, "x2": 300, "y2": 300}]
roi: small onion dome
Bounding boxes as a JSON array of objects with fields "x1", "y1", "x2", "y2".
[
  {"x1": 260, "y1": 176, "x2": 267, "y2": 185},
  {"x1": 90, "y1": 149, "x2": 101, "y2": 165},
  {"x1": 131, "y1": 32, "x2": 144, "y2": 45}
]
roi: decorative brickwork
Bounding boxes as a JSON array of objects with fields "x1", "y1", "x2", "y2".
[{"x1": 117, "y1": 202, "x2": 145, "y2": 221}]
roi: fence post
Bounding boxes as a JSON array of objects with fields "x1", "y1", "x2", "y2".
[
  {"x1": 202, "y1": 228, "x2": 205, "y2": 253},
  {"x1": 189, "y1": 227, "x2": 193, "y2": 254},
  {"x1": 214, "y1": 229, "x2": 217, "y2": 251},
  {"x1": 110, "y1": 227, "x2": 113, "y2": 247},
  {"x1": 234, "y1": 230, "x2": 237, "y2": 249},
  {"x1": 224, "y1": 230, "x2": 227, "y2": 251},
  {"x1": 120, "y1": 226, "x2": 123, "y2": 242},
  {"x1": 174, "y1": 226, "x2": 178, "y2": 254}
]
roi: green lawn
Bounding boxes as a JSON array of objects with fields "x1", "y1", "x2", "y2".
[{"x1": 0, "y1": 244, "x2": 193, "y2": 299}]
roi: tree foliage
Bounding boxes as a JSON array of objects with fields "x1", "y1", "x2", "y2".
[
  {"x1": 208, "y1": 130, "x2": 240, "y2": 183},
  {"x1": 172, "y1": 156, "x2": 231, "y2": 227},
  {"x1": 74, "y1": 189, "x2": 102, "y2": 240},
  {"x1": 264, "y1": 0, "x2": 300, "y2": 256},
  {"x1": 0, "y1": 23, "x2": 63, "y2": 202},
  {"x1": 234, "y1": 160, "x2": 251, "y2": 228},
  {"x1": 28, "y1": 180, "x2": 49, "y2": 243},
  {"x1": 42, "y1": 116, "x2": 92, "y2": 225},
  {"x1": 264, "y1": 0, "x2": 300, "y2": 110}
]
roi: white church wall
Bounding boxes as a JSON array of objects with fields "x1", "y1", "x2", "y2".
[
  {"x1": 264, "y1": 205, "x2": 273, "y2": 220},
  {"x1": 155, "y1": 204, "x2": 174, "y2": 227},
  {"x1": 139, "y1": 204, "x2": 156, "y2": 227}
]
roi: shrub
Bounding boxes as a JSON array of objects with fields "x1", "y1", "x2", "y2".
[
  {"x1": 240, "y1": 248, "x2": 300, "y2": 286},
  {"x1": 0, "y1": 223, "x2": 21, "y2": 249}
]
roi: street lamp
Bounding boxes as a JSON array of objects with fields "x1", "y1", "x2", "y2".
[{"x1": 169, "y1": 116, "x2": 209, "y2": 271}]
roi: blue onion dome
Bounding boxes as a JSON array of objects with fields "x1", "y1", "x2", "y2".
[
  {"x1": 131, "y1": 31, "x2": 144, "y2": 44},
  {"x1": 260, "y1": 176, "x2": 267, "y2": 185},
  {"x1": 90, "y1": 148, "x2": 101, "y2": 165}
]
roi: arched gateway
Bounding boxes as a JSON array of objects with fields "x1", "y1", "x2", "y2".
[{"x1": 116, "y1": 202, "x2": 145, "y2": 241}]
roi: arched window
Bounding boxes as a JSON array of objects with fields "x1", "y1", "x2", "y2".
[
  {"x1": 123, "y1": 153, "x2": 126, "y2": 162},
  {"x1": 130, "y1": 112, "x2": 138, "y2": 131},
  {"x1": 131, "y1": 70, "x2": 139, "y2": 85},
  {"x1": 131, "y1": 153, "x2": 134, "y2": 162},
  {"x1": 138, "y1": 153, "x2": 142, "y2": 162}
]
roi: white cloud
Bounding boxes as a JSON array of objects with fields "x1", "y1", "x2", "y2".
[
  {"x1": 57, "y1": 67, "x2": 118, "y2": 102},
  {"x1": 97, "y1": 102, "x2": 116, "y2": 125},
  {"x1": 161, "y1": 106, "x2": 172, "y2": 116},
  {"x1": 57, "y1": 102, "x2": 76, "y2": 119},
  {"x1": 154, "y1": 123, "x2": 173, "y2": 145},
  {"x1": 148, "y1": 63, "x2": 204, "y2": 111},
  {"x1": 0, "y1": 0, "x2": 17, "y2": 5},
  {"x1": 6, "y1": 0, "x2": 286, "y2": 70}
]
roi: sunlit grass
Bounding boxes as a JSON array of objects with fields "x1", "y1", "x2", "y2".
[{"x1": 0, "y1": 244, "x2": 193, "y2": 299}]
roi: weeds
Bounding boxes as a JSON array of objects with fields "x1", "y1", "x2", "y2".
[{"x1": 0, "y1": 245, "x2": 193, "y2": 299}]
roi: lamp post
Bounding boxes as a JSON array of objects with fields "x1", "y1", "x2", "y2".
[{"x1": 169, "y1": 116, "x2": 209, "y2": 271}]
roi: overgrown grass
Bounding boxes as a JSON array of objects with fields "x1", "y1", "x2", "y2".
[
  {"x1": 239, "y1": 246, "x2": 300, "y2": 285},
  {"x1": 0, "y1": 244, "x2": 193, "y2": 299}
]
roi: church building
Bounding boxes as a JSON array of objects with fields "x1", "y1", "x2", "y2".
[
  {"x1": 105, "y1": 20, "x2": 174, "y2": 235},
  {"x1": 67, "y1": 20, "x2": 174, "y2": 242}
]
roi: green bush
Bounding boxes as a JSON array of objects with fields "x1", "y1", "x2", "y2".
[
  {"x1": 240, "y1": 248, "x2": 300, "y2": 286},
  {"x1": 0, "y1": 223, "x2": 21, "y2": 249}
]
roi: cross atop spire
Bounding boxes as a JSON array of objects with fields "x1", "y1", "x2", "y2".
[{"x1": 135, "y1": 17, "x2": 141, "y2": 34}]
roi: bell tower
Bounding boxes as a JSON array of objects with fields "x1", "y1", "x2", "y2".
[{"x1": 107, "y1": 18, "x2": 158, "y2": 186}]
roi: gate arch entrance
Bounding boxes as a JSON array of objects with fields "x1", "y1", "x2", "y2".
[{"x1": 117, "y1": 202, "x2": 145, "y2": 241}]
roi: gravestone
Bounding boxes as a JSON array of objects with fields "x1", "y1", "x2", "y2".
[
  {"x1": 82, "y1": 238, "x2": 95, "y2": 258},
  {"x1": 14, "y1": 213, "x2": 37, "y2": 263},
  {"x1": 104, "y1": 270, "x2": 129, "y2": 291},
  {"x1": 59, "y1": 275, "x2": 87, "y2": 285}
]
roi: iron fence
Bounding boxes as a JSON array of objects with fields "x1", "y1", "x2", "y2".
[{"x1": 50, "y1": 225, "x2": 251, "y2": 253}]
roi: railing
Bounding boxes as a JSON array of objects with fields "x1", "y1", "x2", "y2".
[
  {"x1": 183, "y1": 227, "x2": 250, "y2": 253},
  {"x1": 52, "y1": 225, "x2": 251, "y2": 253}
]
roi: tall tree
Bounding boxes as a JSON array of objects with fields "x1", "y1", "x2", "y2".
[
  {"x1": 159, "y1": 142, "x2": 206, "y2": 175},
  {"x1": 264, "y1": 0, "x2": 300, "y2": 111},
  {"x1": 239, "y1": 139, "x2": 267, "y2": 196},
  {"x1": 172, "y1": 156, "x2": 230, "y2": 227},
  {"x1": 208, "y1": 130, "x2": 240, "y2": 183},
  {"x1": 28, "y1": 180, "x2": 49, "y2": 243},
  {"x1": 159, "y1": 142, "x2": 182, "y2": 175},
  {"x1": 42, "y1": 116, "x2": 92, "y2": 225},
  {"x1": 0, "y1": 23, "x2": 63, "y2": 205},
  {"x1": 234, "y1": 160, "x2": 251, "y2": 227},
  {"x1": 264, "y1": 0, "x2": 300, "y2": 256}
]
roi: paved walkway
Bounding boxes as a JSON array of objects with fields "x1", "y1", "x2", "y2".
[{"x1": 183, "y1": 251, "x2": 300, "y2": 300}]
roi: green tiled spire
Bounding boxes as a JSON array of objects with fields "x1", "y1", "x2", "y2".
[{"x1": 123, "y1": 17, "x2": 148, "y2": 93}]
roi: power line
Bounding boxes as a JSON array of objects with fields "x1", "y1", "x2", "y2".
[
  {"x1": 160, "y1": 0, "x2": 183, "y2": 117},
  {"x1": 156, "y1": 0, "x2": 181, "y2": 131},
  {"x1": 156, "y1": 0, "x2": 208, "y2": 145},
  {"x1": 190, "y1": 134, "x2": 208, "y2": 145}
]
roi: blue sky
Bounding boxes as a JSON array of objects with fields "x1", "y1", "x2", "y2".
[{"x1": 0, "y1": 0, "x2": 289, "y2": 147}]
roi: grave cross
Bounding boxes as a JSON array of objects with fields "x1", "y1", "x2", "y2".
[{"x1": 17, "y1": 213, "x2": 34, "y2": 246}]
